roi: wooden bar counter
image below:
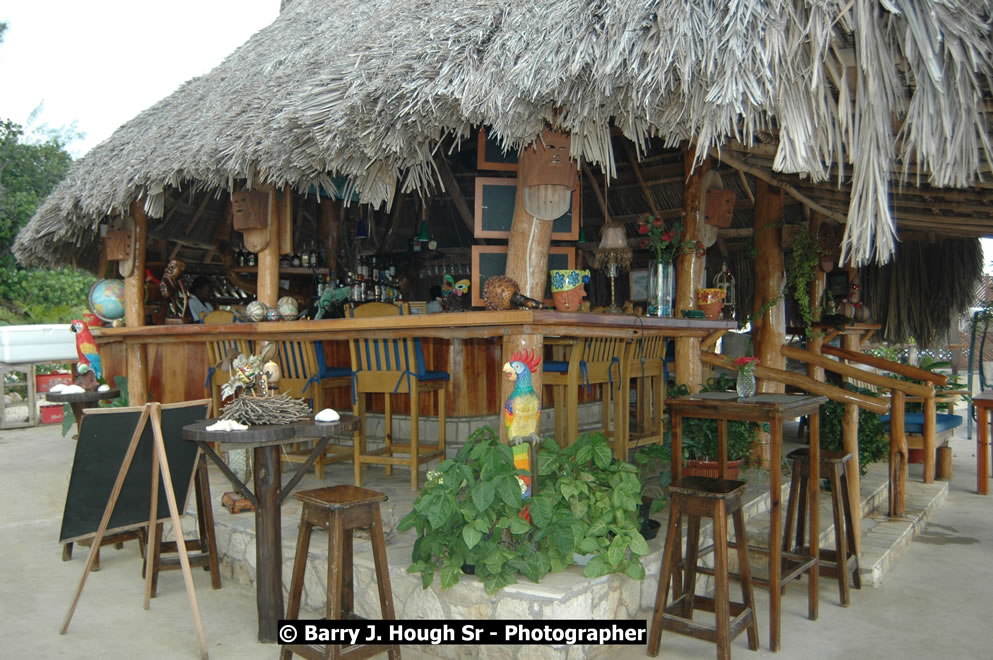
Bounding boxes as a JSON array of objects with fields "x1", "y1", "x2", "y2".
[{"x1": 93, "y1": 311, "x2": 734, "y2": 413}]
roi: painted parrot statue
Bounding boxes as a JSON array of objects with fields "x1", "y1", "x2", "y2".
[
  {"x1": 503, "y1": 349, "x2": 542, "y2": 501},
  {"x1": 503, "y1": 348, "x2": 542, "y2": 440},
  {"x1": 70, "y1": 319, "x2": 103, "y2": 381}
]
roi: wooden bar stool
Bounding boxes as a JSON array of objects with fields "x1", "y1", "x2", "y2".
[
  {"x1": 783, "y1": 448, "x2": 862, "y2": 607},
  {"x1": 281, "y1": 485, "x2": 400, "y2": 660},
  {"x1": 648, "y1": 477, "x2": 759, "y2": 660}
]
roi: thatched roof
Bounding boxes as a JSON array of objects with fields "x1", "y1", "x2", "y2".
[{"x1": 14, "y1": 0, "x2": 993, "y2": 269}]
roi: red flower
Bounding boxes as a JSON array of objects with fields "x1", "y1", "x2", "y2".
[
  {"x1": 653, "y1": 217, "x2": 664, "y2": 228},
  {"x1": 640, "y1": 239, "x2": 649, "y2": 248},
  {"x1": 638, "y1": 224, "x2": 650, "y2": 235},
  {"x1": 661, "y1": 231, "x2": 674, "y2": 242},
  {"x1": 519, "y1": 504, "x2": 531, "y2": 523},
  {"x1": 695, "y1": 241, "x2": 706, "y2": 257},
  {"x1": 734, "y1": 357, "x2": 760, "y2": 368}
]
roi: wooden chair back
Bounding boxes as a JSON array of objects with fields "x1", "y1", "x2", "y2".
[
  {"x1": 275, "y1": 339, "x2": 323, "y2": 401},
  {"x1": 348, "y1": 302, "x2": 420, "y2": 394}
]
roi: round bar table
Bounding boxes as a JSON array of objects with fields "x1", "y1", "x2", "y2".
[
  {"x1": 665, "y1": 392, "x2": 827, "y2": 653},
  {"x1": 182, "y1": 415, "x2": 358, "y2": 642},
  {"x1": 45, "y1": 388, "x2": 121, "y2": 435}
]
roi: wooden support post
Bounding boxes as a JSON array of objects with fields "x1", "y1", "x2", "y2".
[
  {"x1": 806, "y1": 212, "x2": 827, "y2": 382},
  {"x1": 841, "y1": 331, "x2": 863, "y2": 549},
  {"x1": 674, "y1": 150, "x2": 708, "y2": 391},
  {"x1": 257, "y1": 190, "x2": 281, "y2": 308},
  {"x1": 277, "y1": 187, "x2": 293, "y2": 255},
  {"x1": 501, "y1": 138, "x2": 564, "y2": 441},
  {"x1": 126, "y1": 200, "x2": 148, "y2": 406},
  {"x1": 888, "y1": 391, "x2": 907, "y2": 517},
  {"x1": 752, "y1": 180, "x2": 786, "y2": 389},
  {"x1": 923, "y1": 391, "x2": 937, "y2": 483}
]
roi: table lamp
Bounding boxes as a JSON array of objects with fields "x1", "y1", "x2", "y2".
[{"x1": 594, "y1": 223, "x2": 631, "y2": 314}]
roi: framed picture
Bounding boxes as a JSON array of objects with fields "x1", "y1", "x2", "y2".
[
  {"x1": 629, "y1": 269, "x2": 650, "y2": 302},
  {"x1": 473, "y1": 177, "x2": 581, "y2": 240},
  {"x1": 471, "y1": 246, "x2": 576, "y2": 308},
  {"x1": 476, "y1": 127, "x2": 519, "y2": 171}
]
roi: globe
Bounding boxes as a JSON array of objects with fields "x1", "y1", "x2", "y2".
[{"x1": 88, "y1": 279, "x2": 126, "y2": 322}]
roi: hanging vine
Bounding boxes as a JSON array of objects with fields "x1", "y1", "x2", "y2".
[{"x1": 788, "y1": 227, "x2": 828, "y2": 338}]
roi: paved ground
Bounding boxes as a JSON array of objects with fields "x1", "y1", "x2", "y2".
[{"x1": 1, "y1": 420, "x2": 991, "y2": 659}]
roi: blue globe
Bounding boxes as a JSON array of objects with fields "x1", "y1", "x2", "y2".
[{"x1": 88, "y1": 279, "x2": 126, "y2": 322}]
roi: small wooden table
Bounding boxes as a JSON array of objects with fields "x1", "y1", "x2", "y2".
[
  {"x1": 970, "y1": 392, "x2": 993, "y2": 495},
  {"x1": 667, "y1": 393, "x2": 828, "y2": 652},
  {"x1": 182, "y1": 415, "x2": 358, "y2": 642},
  {"x1": 45, "y1": 388, "x2": 121, "y2": 435}
]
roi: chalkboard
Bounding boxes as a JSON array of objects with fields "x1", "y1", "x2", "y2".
[
  {"x1": 471, "y1": 246, "x2": 575, "y2": 307},
  {"x1": 59, "y1": 400, "x2": 210, "y2": 544},
  {"x1": 476, "y1": 128, "x2": 519, "y2": 171},
  {"x1": 473, "y1": 177, "x2": 580, "y2": 240}
]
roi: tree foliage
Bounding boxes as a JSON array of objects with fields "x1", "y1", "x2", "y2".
[{"x1": 0, "y1": 119, "x2": 93, "y2": 323}]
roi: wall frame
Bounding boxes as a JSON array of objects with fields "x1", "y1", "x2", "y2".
[
  {"x1": 471, "y1": 246, "x2": 575, "y2": 308},
  {"x1": 473, "y1": 177, "x2": 581, "y2": 240},
  {"x1": 629, "y1": 268, "x2": 650, "y2": 302},
  {"x1": 476, "y1": 128, "x2": 519, "y2": 171}
]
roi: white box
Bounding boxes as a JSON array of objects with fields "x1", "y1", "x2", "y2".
[{"x1": 0, "y1": 324, "x2": 78, "y2": 364}]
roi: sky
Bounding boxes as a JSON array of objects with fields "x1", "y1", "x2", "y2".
[{"x1": 0, "y1": 1, "x2": 280, "y2": 157}]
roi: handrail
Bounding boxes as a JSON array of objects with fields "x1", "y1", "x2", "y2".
[
  {"x1": 781, "y1": 346, "x2": 934, "y2": 399},
  {"x1": 701, "y1": 352, "x2": 890, "y2": 414},
  {"x1": 820, "y1": 345, "x2": 949, "y2": 386}
]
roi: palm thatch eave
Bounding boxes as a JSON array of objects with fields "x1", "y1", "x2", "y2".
[{"x1": 13, "y1": 0, "x2": 993, "y2": 270}]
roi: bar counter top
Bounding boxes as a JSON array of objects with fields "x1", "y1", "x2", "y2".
[{"x1": 92, "y1": 310, "x2": 735, "y2": 344}]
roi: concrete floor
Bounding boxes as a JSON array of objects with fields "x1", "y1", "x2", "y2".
[{"x1": 1, "y1": 420, "x2": 991, "y2": 659}]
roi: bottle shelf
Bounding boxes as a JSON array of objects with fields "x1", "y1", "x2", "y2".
[{"x1": 230, "y1": 267, "x2": 329, "y2": 277}]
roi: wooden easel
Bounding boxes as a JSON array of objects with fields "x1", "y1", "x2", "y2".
[{"x1": 59, "y1": 402, "x2": 209, "y2": 660}]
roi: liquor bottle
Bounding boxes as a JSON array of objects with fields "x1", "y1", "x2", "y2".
[
  {"x1": 301, "y1": 249, "x2": 310, "y2": 267},
  {"x1": 309, "y1": 243, "x2": 318, "y2": 268}
]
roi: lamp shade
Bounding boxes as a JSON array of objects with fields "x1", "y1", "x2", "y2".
[{"x1": 598, "y1": 224, "x2": 628, "y2": 250}]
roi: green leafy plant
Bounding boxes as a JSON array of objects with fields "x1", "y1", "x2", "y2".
[
  {"x1": 666, "y1": 376, "x2": 760, "y2": 462},
  {"x1": 398, "y1": 428, "x2": 649, "y2": 594},
  {"x1": 819, "y1": 384, "x2": 888, "y2": 475},
  {"x1": 788, "y1": 227, "x2": 829, "y2": 337}
]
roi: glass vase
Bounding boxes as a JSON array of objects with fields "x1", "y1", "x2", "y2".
[
  {"x1": 736, "y1": 369, "x2": 756, "y2": 398},
  {"x1": 647, "y1": 260, "x2": 675, "y2": 317}
]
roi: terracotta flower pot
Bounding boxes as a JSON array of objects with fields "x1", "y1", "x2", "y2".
[{"x1": 683, "y1": 459, "x2": 744, "y2": 480}]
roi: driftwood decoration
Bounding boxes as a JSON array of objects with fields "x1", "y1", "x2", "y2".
[{"x1": 219, "y1": 393, "x2": 311, "y2": 426}]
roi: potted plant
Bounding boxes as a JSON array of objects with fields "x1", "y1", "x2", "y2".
[
  {"x1": 667, "y1": 376, "x2": 759, "y2": 479},
  {"x1": 398, "y1": 428, "x2": 650, "y2": 593}
]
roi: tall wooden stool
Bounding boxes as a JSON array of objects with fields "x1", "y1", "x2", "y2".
[
  {"x1": 648, "y1": 477, "x2": 759, "y2": 660},
  {"x1": 281, "y1": 485, "x2": 400, "y2": 660},
  {"x1": 783, "y1": 448, "x2": 862, "y2": 607}
]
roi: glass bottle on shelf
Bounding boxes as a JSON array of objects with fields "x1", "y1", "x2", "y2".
[
  {"x1": 309, "y1": 243, "x2": 318, "y2": 269},
  {"x1": 247, "y1": 251, "x2": 256, "y2": 267},
  {"x1": 301, "y1": 249, "x2": 310, "y2": 267}
]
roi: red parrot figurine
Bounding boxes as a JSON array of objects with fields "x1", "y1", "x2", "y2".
[{"x1": 70, "y1": 319, "x2": 103, "y2": 381}]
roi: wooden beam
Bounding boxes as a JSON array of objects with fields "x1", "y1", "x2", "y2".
[
  {"x1": 737, "y1": 169, "x2": 755, "y2": 204},
  {"x1": 621, "y1": 140, "x2": 660, "y2": 216},
  {"x1": 581, "y1": 161, "x2": 609, "y2": 221},
  {"x1": 436, "y1": 154, "x2": 477, "y2": 237},
  {"x1": 183, "y1": 192, "x2": 212, "y2": 236},
  {"x1": 709, "y1": 148, "x2": 848, "y2": 224}
]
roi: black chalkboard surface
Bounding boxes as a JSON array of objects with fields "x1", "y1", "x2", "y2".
[
  {"x1": 470, "y1": 246, "x2": 575, "y2": 307},
  {"x1": 59, "y1": 400, "x2": 209, "y2": 544},
  {"x1": 473, "y1": 177, "x2": 580, "y2": 240}
]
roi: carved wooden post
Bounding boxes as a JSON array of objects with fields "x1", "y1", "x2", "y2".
[
  {"x1": 257, "y1": 189, "x2": 281, "y2": 307},
  {"x1": 674, "y1": 150, "x2": 709, "y2": 391},
  {"x1": 125, "y1": 200, "x2": 148, "y2": 406},
  {"x1": 752, "y1": 180, "x2": 786, "y2": 387},
  {"x1": 502, "y1": 131, "x2": 577, "y2": 442}
]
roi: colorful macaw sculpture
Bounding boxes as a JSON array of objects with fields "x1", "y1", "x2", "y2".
[
  {"x1": 503, "y1": 348, "x2": 542, "y2": 441},
  {"x1": 504, "y1": 349, "x2": 542, "y2": 501},
  {"x1": 70, "y1": 319, "x2": 102, "y2": 381}
]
